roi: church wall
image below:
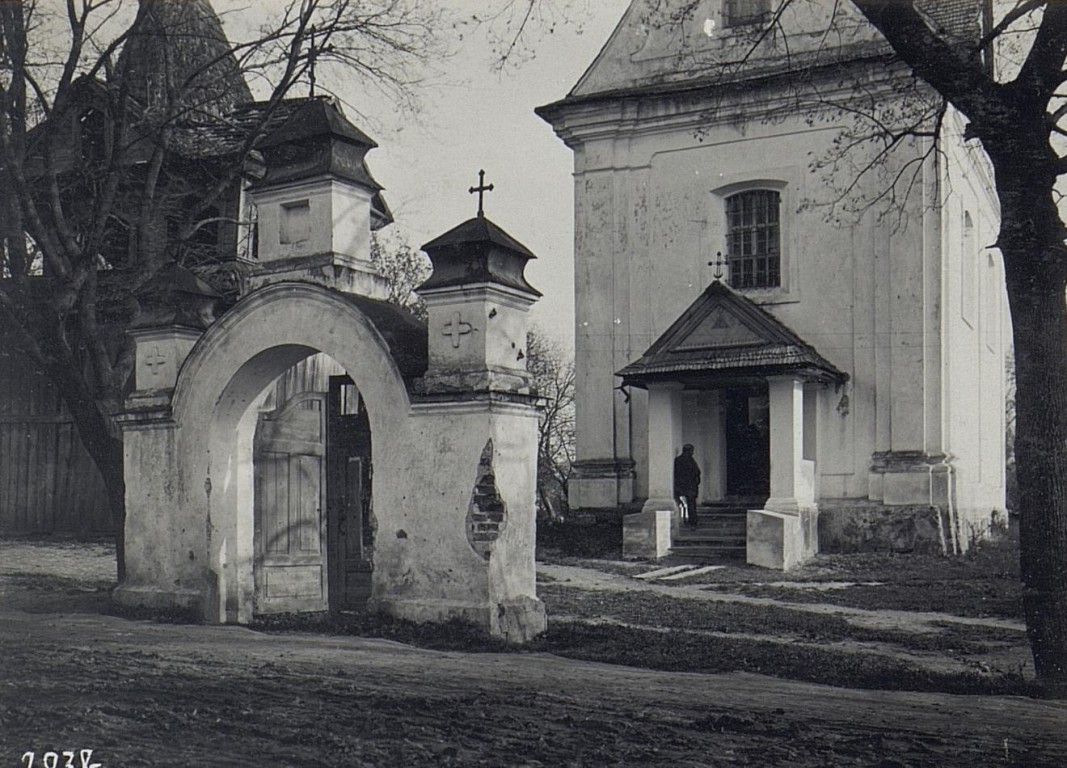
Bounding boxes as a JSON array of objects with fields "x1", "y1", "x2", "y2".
[
  {"x1": 937, "y1": 108, "x2": 1008, "y2": 539},
  {"x1": 570, "y1": 94, "x2": 944, "y2": 506}
]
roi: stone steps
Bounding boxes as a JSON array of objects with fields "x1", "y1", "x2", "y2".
[{"x1": 671, "y1": 505, "x2": 749, "y2": 560}]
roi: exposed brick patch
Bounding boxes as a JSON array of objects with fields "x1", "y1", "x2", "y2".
[{"x1": 467, "y1": 439, "x2": 506, "y2": 560}]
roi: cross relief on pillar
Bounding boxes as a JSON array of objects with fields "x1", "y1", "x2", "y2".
[
  {"x1": 443, "y1": 311, "x2": 474, "y2": 348},
  {"x1": 143, "y1": 346, "x2": 168, "y2": 376}
]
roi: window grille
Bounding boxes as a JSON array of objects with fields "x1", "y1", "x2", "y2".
[
  {"x1": 724, "y1": 0, "x2": 771, "y2": 28},
  {"x1": 726, "y1": 190, "x2": 781, "y2": 289}
]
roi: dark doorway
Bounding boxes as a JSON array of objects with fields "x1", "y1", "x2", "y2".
[
  {"x1": 326, "y1": 375, "x2": 373, "y2": 612},
  {"x1": 723, "y1": 387, "x2": 770, "y2": 498}
]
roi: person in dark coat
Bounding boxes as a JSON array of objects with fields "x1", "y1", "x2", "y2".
[{"x1": 673, "y1": 444, "x2": 701, "y2": 529}]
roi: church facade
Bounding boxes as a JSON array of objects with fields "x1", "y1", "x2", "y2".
[{"x1": 539, "y1": 0, "x2": 1006, "y2": 555}]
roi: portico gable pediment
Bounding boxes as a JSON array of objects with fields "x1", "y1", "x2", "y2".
[
  {"x1": 675, "y1": 303, "x2": 766, "y2": 351},
  {"x1": 617, "y1": 280, "x2": 846, "y2": 387}
]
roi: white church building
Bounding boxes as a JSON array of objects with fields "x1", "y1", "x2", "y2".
[{"x1": 539, "y1": 0, "x2": 1007, "y2": 559}]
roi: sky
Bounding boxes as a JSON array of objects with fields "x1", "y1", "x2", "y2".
[{"x1": 238, "y1": 0, "x2": 633, "y2": 346}]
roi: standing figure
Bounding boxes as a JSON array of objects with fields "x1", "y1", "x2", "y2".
[{"x1": 673, "y1": 444, "x2": 702, "y2": 529}]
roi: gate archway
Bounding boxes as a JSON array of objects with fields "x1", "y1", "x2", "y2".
[{"x1": 169, "y1": 283, "x2": 417, "y2": 623}]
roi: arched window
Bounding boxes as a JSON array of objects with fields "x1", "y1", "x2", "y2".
[
  {"x1": 962, "y1": 211, "x2": 976, "y2": 326},
  {"x1": 726, "y1": 189, "x2": 780, "y2": 289}
]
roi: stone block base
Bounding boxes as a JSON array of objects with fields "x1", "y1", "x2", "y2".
[
  {"x1": 369, "y1": 596, "x2": 546, "y2": 644},
  {"x1": 746, "y1": 508, "x2": 817, "y2": 570},
  {"x1": 113, "y1": 584, "x2": 203, "y2": 613},
  {"x1": 623, "y1": 508, "x2": 673, "y2": 560},
  {"x1": 569, "y1": 459, "x2": 635, "y2": 508},
  {"x1": 818, "y1": 500, "x2": 956, "y2": 554}
]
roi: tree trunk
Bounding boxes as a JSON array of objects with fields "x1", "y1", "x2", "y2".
[
  {"x1": 1003, "y1": 248, "x2": 1067, "y2": 693},
  {"x1": 43, "y1": 355, "x2": 128, "y2": 583}
]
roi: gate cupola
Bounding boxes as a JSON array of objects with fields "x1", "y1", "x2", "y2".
[
  {"x1": 417, "y1": 172, "x2": 541, "y2": 394},
  {"x1": 244, "y1": 96, "x2": 392, "y2": 298}
]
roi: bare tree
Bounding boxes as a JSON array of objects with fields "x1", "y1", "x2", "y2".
[
  {"x1": 369, "y1": 229, "x2": 430, "y2": 320},
  {"x1": 844, "y1": 0, "x2": 1067, "y2": 695},
  {"x1": 0, "y1": 0, "x2": 442, "y2": 578},
  {"x1": 527, "y1": 328, "x2": 575, "y2": 521}
]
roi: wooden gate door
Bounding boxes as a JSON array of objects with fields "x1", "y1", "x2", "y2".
[
  {"x1": 253, "y1": 393, "x2": 328, "y2": 614},
  {"x1": 327, "y1": 376, "x2": 373, "y2": 611}
]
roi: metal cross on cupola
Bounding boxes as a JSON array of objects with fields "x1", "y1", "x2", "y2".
[
  {"x1": 468, "y1": 169, "x2": 494, "y2": 218},
  {"x1": 305, "y1": 26, "x2": 334, "y2": 98}
]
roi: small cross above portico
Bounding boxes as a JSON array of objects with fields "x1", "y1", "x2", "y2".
[
  {"x1": 708, "y1": 251, "x2": 729, "y2": 281},
  {"x1": 468, "y1": 169, "x2": 494, "y2": 218},
  {"x1": 443, "y1": 311, "x2": 474, "y2": 348}
]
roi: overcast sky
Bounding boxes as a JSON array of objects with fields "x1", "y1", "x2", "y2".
[{"x1": 240, "y1": 1, "x2": 632, "y2": 345}]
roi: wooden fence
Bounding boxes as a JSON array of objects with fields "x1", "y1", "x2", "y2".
[
  {"x1": 0, "y1": 352, "x2": 113, "y2": 535},
  {"x1": 0, "y1": 350, "x2": 343, "y2": 537}
]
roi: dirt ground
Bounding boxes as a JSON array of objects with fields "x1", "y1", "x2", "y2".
[{"x1": 2, "y1": 539, "x2": 1067, "y2": 767}]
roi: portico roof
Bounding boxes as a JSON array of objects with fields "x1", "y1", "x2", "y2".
[{"x1": 617, "y1": 281, "x2": 847, "y2": 388}]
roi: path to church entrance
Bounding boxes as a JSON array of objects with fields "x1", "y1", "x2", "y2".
[{"x1": 3, "y1": 540, "x2": 1066, "y2": 767}]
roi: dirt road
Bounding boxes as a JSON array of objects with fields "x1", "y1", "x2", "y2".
[
  {"x1": 2, "y1": 608, "x2": 1067, "y2": 767},
  {"x1": 2, "y1": 540, "x2": 1066, "y2": 767}
]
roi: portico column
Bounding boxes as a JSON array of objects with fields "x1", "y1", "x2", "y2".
[
  {"x1": 765, "y1": 376, "x2": 808, "y2": 513},
  {"x1": 642, "y1": 382, "x2": 684, "y2": 513},
  {"x1": 748, "y1": 375, "x2": 818, "y2": 570}
]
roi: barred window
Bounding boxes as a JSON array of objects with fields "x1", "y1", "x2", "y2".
[
  {"x1": 724, "y1": 0, "x2": 770, "y2": 28},
  {"x1": 726, "y1": 190, "x2": 781, "y2": 289}
]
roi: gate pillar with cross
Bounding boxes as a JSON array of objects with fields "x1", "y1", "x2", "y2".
[
  {"x1": 360, "y1": 177, "x2": 547, "y2": 641},
  {"x1": 415, "y1": 189, "x2": 542, "y2": 395}
]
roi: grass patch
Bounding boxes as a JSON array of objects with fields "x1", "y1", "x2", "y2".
[
  {"x1": 550, "y1": 528, "x2": 1024, "y2": 620},
  {"x1": 533, "y1": 622, "x2": 1034, "y2": 697},
  {"x1": 252, "y1": 611, "x2": 511, "y2": 653},
  {"x1": 715, "y1": 580, "x2": 1022, "y2": 620},
  {"x1": 539, "y1": 584, "x2": 1023, "y2": 654},
  {"x1": 537, "y1": 518, "x2": 623, "y2": 561}
]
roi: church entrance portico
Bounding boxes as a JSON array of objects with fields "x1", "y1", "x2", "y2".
[{"x1": 618, "y1": 281, "x2": 846, "y2": 567}]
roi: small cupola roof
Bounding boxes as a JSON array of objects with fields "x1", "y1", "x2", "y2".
[
  {"x1": 250, "y1": 97, "x2": 384, "y2": 195},
  {"x1": 419, "y1": 215, "x2": 541, "y2": 297},
  {"x1": 257, "y1": 97, "x2": 377, "y2": 150},
  {"x1": 131, "y1": 263, "x2": 222, "y2": 330}
]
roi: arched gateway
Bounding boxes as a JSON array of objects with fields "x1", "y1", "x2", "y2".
[
  {"x1": 117, "y1": 252, "x2": 546, "y2": 640},
  {"x1": 114, "y1": 153, "x2": 546, "y2": 642}
]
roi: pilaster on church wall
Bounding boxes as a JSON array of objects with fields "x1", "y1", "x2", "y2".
[
  {"x1": 572, "y1": 140, "x2": 621, "y2": 462},
  {"x1": 882, "y1": 134, "x2": 938, "y2": 456},
  {"x1": 625, "y1": 161, "x2": 652, "y2": 499}
]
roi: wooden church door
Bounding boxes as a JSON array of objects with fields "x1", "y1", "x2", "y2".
[
  {"x1": 326, "y1": 376, "x2": 374, "y2": 611},
  {"x1": 253, "y1": 392, "x2": 328, "y2": 614}
]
